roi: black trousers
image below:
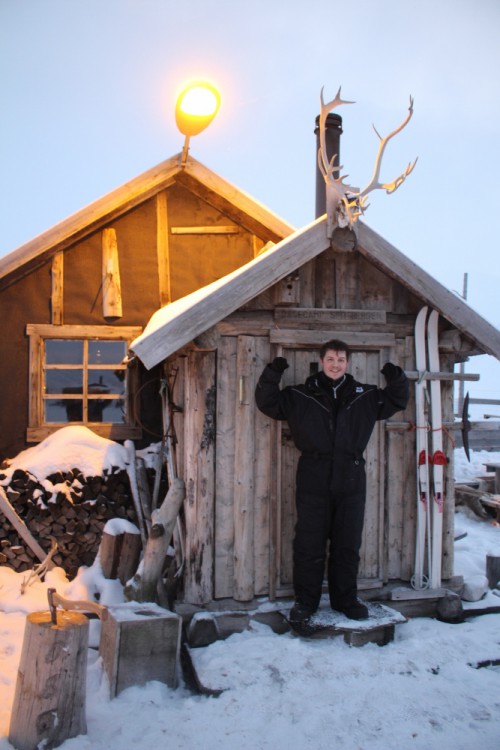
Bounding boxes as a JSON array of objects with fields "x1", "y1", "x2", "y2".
[{"x1": 293, "y1": 456, "x2": 366, "y2": 612}]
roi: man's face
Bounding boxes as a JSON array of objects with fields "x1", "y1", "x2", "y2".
[{"x1": 321, "y1": 349, "x2": 348, "y2": 380}]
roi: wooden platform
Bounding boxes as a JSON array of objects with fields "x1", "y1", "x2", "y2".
[{"x1": 287, "y1": 602, "x2": 407, "y2": 646}]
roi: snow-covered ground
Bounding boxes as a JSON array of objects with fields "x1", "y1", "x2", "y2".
[{"x1": 1, "y1": 445, "x2": 499, "y2": 750}]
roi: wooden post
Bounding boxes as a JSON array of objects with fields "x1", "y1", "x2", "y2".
[
  {"x1": 233, "y1": 336, "x2": 256, "y2": 601},
  {"x1": 9, "y1": 611, "x2": 88, "y2": 750},
  {"x1": 102, "y1": 227, "x2": 123, "y2": 319},
  {"x1": 125, "y1": 478, "x2": 186, "y2": 602},
  {"x1": 51, "y1": 252, "x2": 64, "y2": 325},
  {"x1": 183, "y1": 350, "x2": 216, "y2": 605}
]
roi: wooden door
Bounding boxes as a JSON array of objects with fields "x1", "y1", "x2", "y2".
[{"x1": 274, "y1": 346, "x2": 385, "y2": 597}]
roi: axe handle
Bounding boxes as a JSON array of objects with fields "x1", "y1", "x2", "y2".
[{"x1": 47, "y1": 588, "x2": 107, "y2": 623}]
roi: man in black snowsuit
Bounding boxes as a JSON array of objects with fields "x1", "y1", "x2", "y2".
[{"x1": 255, "y1": 339, "x2": 409, "y2": 632}]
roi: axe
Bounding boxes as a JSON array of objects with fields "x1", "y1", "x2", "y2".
[{"x1": 47, "y1": 587, "x2": 107, "y2": 625}]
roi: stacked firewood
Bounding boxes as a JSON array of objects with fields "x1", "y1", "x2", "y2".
[{"x1": 0, "y1": 467, "x2": 139, "y2": 579}]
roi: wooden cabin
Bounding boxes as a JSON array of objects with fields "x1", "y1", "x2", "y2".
[
  {"x1": 131, "y1": 214, "x2": 500, "y2": 607},
  {"x1": 1, "y1": 152, "x2": 500, "y2": 609},
  {"x1": 0, "y1": 155, "x2": 292, "y2": 462}
]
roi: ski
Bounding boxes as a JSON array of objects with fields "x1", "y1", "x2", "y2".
[
  {"x1": 412, "y1": 306, "x2": 431, "y2": 590},
  {"x1": 427, "y1": 309, "x2": 446, "y2": 589}
]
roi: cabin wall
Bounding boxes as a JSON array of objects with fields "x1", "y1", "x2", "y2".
[
  {"x1": 175, "y1": 245, "x2": 458, "y2": 605},
  {"x1": 0, "y1": 185, "x2": 266, "y2": 462}
]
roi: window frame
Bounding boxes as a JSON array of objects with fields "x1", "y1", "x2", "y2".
[{"x1": 26, "y1": 324, "x2": 143, "y2": 442}]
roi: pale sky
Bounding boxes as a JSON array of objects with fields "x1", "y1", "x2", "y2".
[{"x1": 1, "y1": 0, "x2": 500, "y2": 409}]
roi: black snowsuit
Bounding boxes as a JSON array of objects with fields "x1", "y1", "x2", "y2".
[{"x1": 255, "y1": 364, "x2": 409, "y2": 612}]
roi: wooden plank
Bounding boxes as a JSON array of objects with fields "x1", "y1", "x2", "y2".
[
  {"x1": 314, "y1": 247, "x2": 336, "y2": 308},
  {"x1": 214, "y1": 336, "x2": 237, "y2": 599},
  {"x1": 356, "y1": 221, "x2": 500, "y2": 360},
  {"x1": 102, "y1": 228, "x2": 123, "y2": 318},
  {"x1": 26, "y1": 323, "x2": 142, "y2": 338},
  {"x1": 401, "y1": 335, "x2": 417, "y2": 580},
  {"x1": 385, "y1": 337, "x2": 407, "y2": 580},
  {"x1": 51, "y1": 252, "x2": 64, "y2": 325},
  {"x1": 233, "y1": 336, "x2": 256, "y2": 601},
  {"x1": 170, "y1": 225, "x2": 241, "y2": 234},
  {"x1": 183, "y1": 350, "x2": 216, "y2": 605},
  {"x1": 334, "y1": 251, "x2": 360, "y2": 309},
  {"x1": 275, "y1": 308, "x2": 387, "y2": 326},
  {"x1": 131, "y1": 218, "x2": 330, "y2": 370},
  {"x1": 156, "y1": 192, "x2": 171, "y2": 307},
  {"x1": 270, "y1": 329, "x2": 395, "y2": 348},
  {"x1": 441, "y1": 353, "x2": 456, "y2": 580},
  {"x1": 253, "y1": 336, "x2": 272, "y2": 595}
]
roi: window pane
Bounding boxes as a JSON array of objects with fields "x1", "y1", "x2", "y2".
[
  {"x1": 45, "y1": 399, "x2": 82, "y2": 423},
  {"x1": 45, "y1": 340, "x2": 83, "y2": 365},
  {"x1": 88, "y1": 371, "x2": 125, "y2": 396},
  {"x1": 45, "y1": 370, "x2": 83, "y2": 394},
  {"x1": 95, "y1": 399, "x2": 126, "y2": 424},
  {"x1": 89, "y1": 340, "x2": 127, "y2": 365}
]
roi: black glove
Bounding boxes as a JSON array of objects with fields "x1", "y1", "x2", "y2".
[
  {"x1": 269, "y1": 357, "x2": 289, "y2": 373},
  {"x1": 381, "y1": 362, "x2": 401, "y2": 382}
]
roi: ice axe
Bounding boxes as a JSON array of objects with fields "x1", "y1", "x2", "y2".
[{"x1": 461, "y1": 392, "x2": 471, "y2": 462}]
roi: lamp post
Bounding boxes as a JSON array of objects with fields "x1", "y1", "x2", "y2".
[{"x1": 175, "y1": 81, "x2": 221, "y2": 167}]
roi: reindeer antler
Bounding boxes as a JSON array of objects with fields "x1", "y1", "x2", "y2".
[
  {"x1": 317, "y1": 88, "x2": 417, "y2": 235},
  {"x1": 356, "y1": 96, "x2": 418, "y2": 211},
  {"x1": 318, "y1": 86, "x2": 355, "y2": 182}
]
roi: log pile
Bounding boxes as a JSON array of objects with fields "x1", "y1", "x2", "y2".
[{"x1": 0, "y1": 467, "x2": 140, "y2": 578}]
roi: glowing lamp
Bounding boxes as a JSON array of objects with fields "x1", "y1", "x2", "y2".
[{"x1": 175, "y1": 81, "x2": 221, "y2": 165}]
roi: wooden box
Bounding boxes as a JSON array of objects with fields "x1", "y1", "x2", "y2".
[{"x1": 100, "y1": 602, "x2": 182, "y2": 696}]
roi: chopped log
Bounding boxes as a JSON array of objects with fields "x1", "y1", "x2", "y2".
[
  {"x1": 9, "y1": 610, "x2": 88, "y2": 750},
  {"x1": 125, "y1": 478, "x2": 186, "y2": 602},
  {"x1": 99, "y1": 526, "x2": 142, "y2": 584}
]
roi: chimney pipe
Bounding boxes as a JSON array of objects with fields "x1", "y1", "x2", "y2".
[{"x1": 314, "y1": 113, "x2": 343, "y2": 219}]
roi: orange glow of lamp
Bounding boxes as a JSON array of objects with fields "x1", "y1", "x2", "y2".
[{"x1": 175, "y1": 81, "x2": 221, "y2": 166}]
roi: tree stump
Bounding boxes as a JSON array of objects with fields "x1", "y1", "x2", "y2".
[{"x1": 9, "y1": 610, "x2": 88, "y2": 750}]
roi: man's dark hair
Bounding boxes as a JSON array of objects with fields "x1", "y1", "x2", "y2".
[{"x1": 319, "y1": 339, "x2": 351, "y2": 360}]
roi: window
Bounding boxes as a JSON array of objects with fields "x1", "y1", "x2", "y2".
[{"x1": 27, "y1": 325, "x2": 143, "y2": 442}]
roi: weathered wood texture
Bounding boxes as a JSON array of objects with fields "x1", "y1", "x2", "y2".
[
  {"x1": 214, "y1": 335, "x2": 271, "y2": 601},
  {"x1": 127, "y1": 478, "x2": 185, "y2": 602},
  {"x1": 100, "y1": 602, "x2": 181, "y2": 696},
  {"x1": 101, "y1": 227, "x2": 123, "y2": 318},
  {"x1": 183, "y1": 350, "x2": 216, "y2": 604},
  {"x1": 9, "y1": 611, "x2": 88, "y2": 750}
]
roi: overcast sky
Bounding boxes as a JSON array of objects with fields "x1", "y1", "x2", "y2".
[{"x1": 1, "y1": 0, "x2": 500, "y2": 407}]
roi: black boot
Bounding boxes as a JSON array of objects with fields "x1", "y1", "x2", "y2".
[
  {"x1": 289, "y1": 603, "x2": 316, "y2": 636},
  {"x1": 332, "y1": 598, "x2": 369, "y2": 620}
]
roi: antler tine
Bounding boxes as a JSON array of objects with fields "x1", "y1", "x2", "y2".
[
  {"x1": 358, "y1": 95, "x2": 416, "y2": 199},
  {"x1": 318, "y1": 86, "x2": 355, "y2": 178}
]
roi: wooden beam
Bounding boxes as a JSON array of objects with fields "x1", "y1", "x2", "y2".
[
  {"x1": 102, "y1": 228, "x2": 123, "y2": 318},
  {"x1": 156, "y1": 192, "x2": 171, "y2": 307},
  {"x1": 170, "y1": 225, "x2": 240, "y2": 235},
  {"x1": 270, "y1": 330, "x2": 395, "y2": 348},
  {"x1": 356, "y1": 221, "x2": 500, "y2": 360},
  {"x1": 51, "y1": 252, "x2": 64, "y2": 325}
]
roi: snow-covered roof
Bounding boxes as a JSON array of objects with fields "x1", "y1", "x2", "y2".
[{"x1": 131, "y1": 216, "x2": 500, "y2": 369}]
